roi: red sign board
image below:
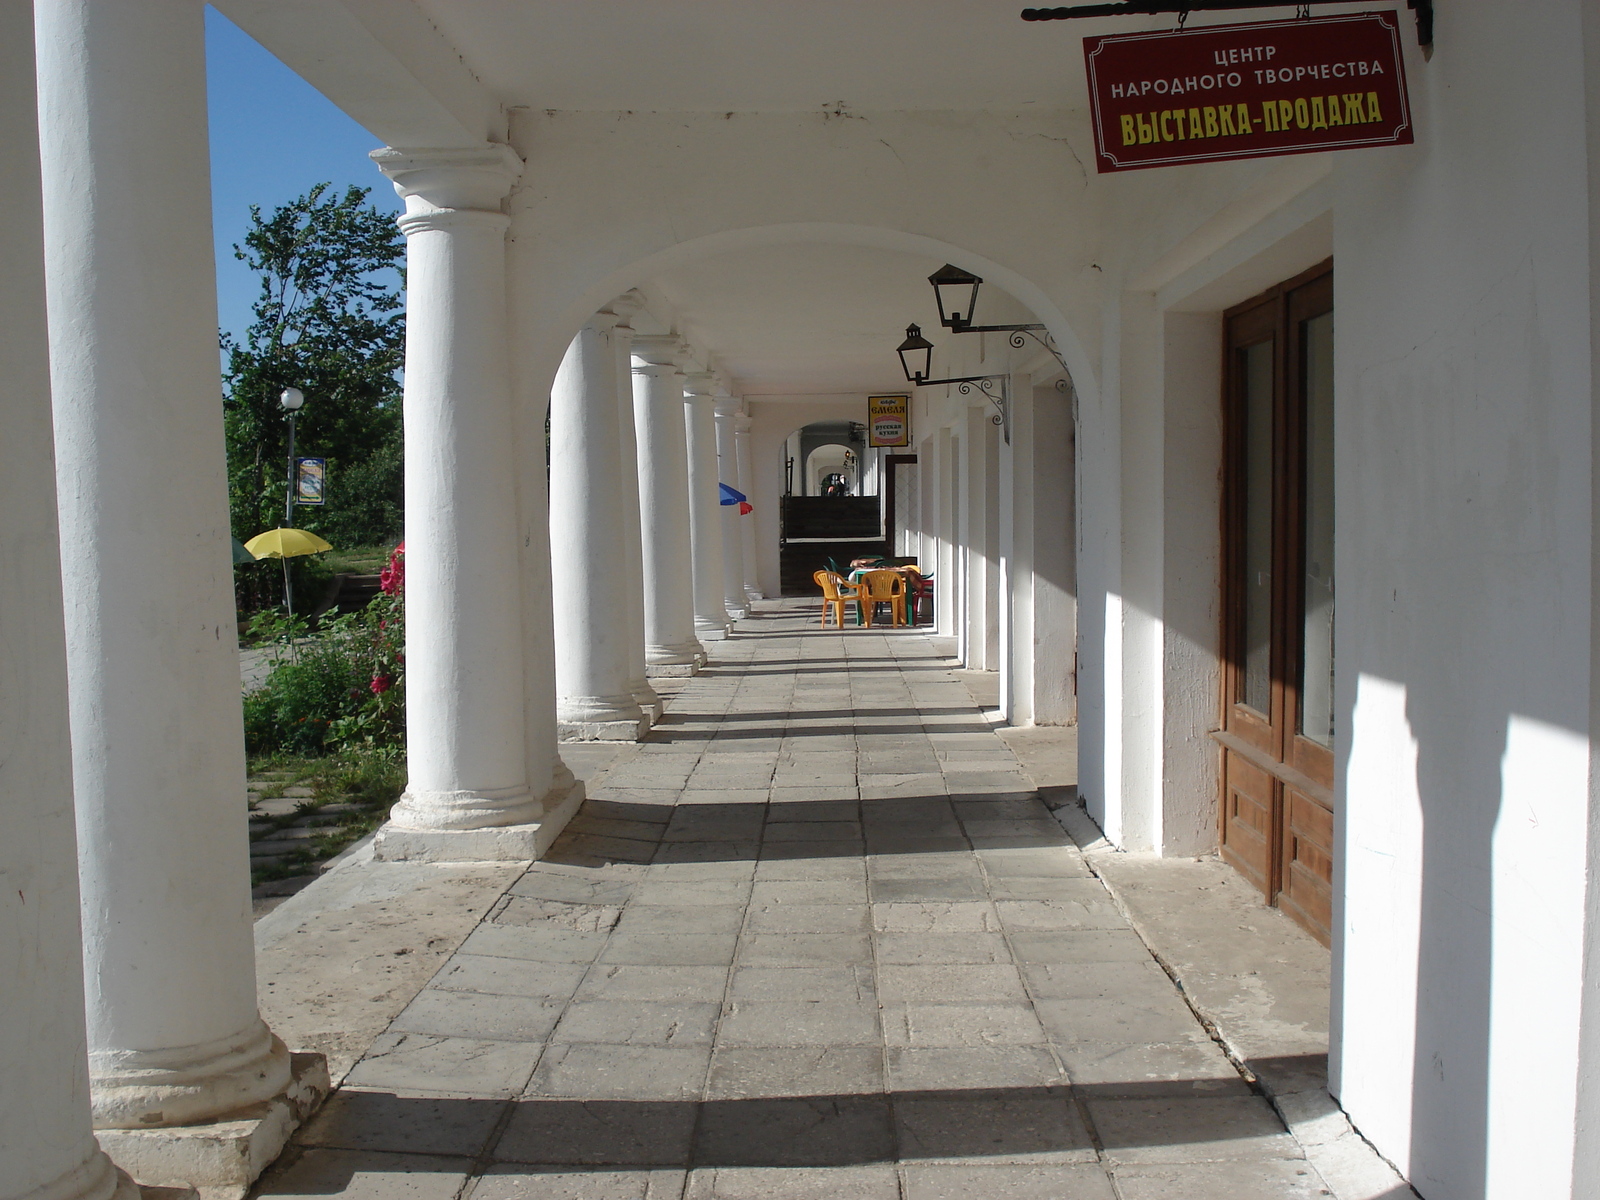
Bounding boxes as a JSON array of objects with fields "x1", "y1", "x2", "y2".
[{"x1": 1083, "y1": 13, "x2": 1413, "y2": 173}]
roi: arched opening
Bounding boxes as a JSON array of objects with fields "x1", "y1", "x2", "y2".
[
  {"x1": 801, "y1": 439, "x2": 856, "y2": 497},
  {"x1": 536, "y1": 224, "x2": 1083, "y2": 736},
  {"x1": 774, "y1": 422, "x2": 888, "y2": 596}
]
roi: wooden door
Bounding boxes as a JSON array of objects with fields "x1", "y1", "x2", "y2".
[{"x1": 1217, "y1": 262, "x2": 1336, "y2": 945}]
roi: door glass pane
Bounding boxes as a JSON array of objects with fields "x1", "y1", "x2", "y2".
[
  {"x1": 1299, "y1": 312, "x2": 1335, "y2": 746},
  {"x1": 1241, "y1": 340, "x2": 1274, "y2": 713}
]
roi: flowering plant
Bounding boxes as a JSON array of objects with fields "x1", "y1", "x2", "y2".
[
  {"x1": 379, "y1": 540, "x2": 405, "y2": 596},
  {"x1": 339, "y1": 541, "x2": 405, "y2": 745},
  {"x1": 243, "y1": 540, "x2": 406, "y2": 755}
]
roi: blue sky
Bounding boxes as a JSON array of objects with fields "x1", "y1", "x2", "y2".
[{"x1": 206, "y1": 5, "x2": 402, "y2": 346}]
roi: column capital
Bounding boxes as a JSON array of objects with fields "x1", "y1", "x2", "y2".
[
  {"x1": 605, "y1": 289, "x2": 647, "y2": 327},
  {"x1": 713, "y1": 398, "x2": 743, "y2": 418},
  {"x1": 370, "y1": 143, "x2": 524, "y2": 228},
  {"x1": 683, "y1": 371, "x2": 718, "y2": 399},
  {"x1": 734, "y1": 414, "x2": 754, "y2": 434},
  {"x1": 631, "y1": 334, "x2": 683, "y2": 370},
  {"x1": 583, "y1": 309, "x2": 621, "y2": 337}
]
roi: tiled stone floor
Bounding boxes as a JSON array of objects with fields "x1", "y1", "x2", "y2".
[{"x1": 257, "y1": 603, "x2": 1335, "y2": 1199}]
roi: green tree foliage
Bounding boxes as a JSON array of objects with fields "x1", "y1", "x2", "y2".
[{"x1": 223, "y1": 183, "x2": 405, "y2": 552}]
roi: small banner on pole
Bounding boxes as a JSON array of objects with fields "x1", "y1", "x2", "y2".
[
  {"x1": 868, "y1": 395, "x2": 911, "y2": 448},
  {"x1": 295, "y1": 457, "x2": 326, "y2": 506},
  {"x1": 1083, "y1": 13, "x2": 1412, "y2": 173}
]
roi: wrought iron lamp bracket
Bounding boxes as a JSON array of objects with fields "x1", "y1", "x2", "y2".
[
  {"x1": 908, "y1": 373, "x2": 1012, "y2": 444},
  {"x1": 946, "y1": 320, "x2": 1071, "y2": 376}
]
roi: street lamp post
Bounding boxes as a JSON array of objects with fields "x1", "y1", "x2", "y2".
[
  {"x1": 280, "y1": 387, "x2": 304, "y2": 527},
  {"x1": 278, "y1": 387, "x2": 305, "y2": 616}
]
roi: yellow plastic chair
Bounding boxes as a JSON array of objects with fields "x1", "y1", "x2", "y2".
[
  {"x1": 857, "y1": 569, "x2": 909, "y2": 628},
  {"x1": 814, "y1": 570, "x2": 864, "y2": 628}
]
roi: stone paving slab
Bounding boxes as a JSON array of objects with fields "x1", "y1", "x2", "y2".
[{"x1": 256, "y1": 601, "x2": 1346, "y2": 1199}]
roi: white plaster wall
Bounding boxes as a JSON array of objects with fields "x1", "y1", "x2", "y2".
[
  {"x1": 1326, "y1": 7, "x2": 1595, "y2": 1196},
  {"x1": 1113, "y1": 292, "x2": 1164, "y2": 852},
  {"x1": 1031, "y1": 378, "x2": 1078, "y2": 726},
  {"x1": 1574, "y1": 8, "x2": 1600, "y2": 1194},
  {"x1": 1159, "y1": 313, "x2": 1223, "y2": 855}
]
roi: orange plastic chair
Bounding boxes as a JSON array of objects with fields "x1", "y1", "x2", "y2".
[
  {"x1": 857, "y1": 569, "x2": 908, "y2": 628},
  {"x1": 814, "y1": 570, "x2": 864, "y2": 628}
]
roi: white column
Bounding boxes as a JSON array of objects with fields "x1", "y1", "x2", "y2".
[
  {"x1": 714, "y1": 399, "x2": 750, "y2": 620},
  {"x1": 607, "y1": 293, "x2": 662, "y2": 722},
  {"x1": 962, "y1": 404, "x2": 1001, "y2": 670},
  {"x1": 550, "y1": 316, "x2": 649, "y2": 741},
  {"x1": 633, "y1": 336, "x2": 705, "y2": 674},
  {"x1": 1000, "y1": 377, "x2": 1031, "y2": 724},
  {"x1": 684, "y1": 372, "x2": 733, "y2": 640},
  {"x1": 936, "y1": 427, "x2": 960, "y2": 639},
  {"x1": 505, "y1": 193, "x2": 581, "y2": 854},
  {"x1": 735, "y1": 414, "x2": 763, "y2": 603},
  {"x1": 35, "y1": 0, "x2": 298, "y2": 1144},
  {"x1": 371, "y1": 145, "x2": 571, "y2": 859},
  {"x1": 2, "y1": 7, "x2": 136, "y2": 1198}
]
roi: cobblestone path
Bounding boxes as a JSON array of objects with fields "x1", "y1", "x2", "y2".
[{"x1": 258, "y1": 604, "x2": 1334, "y2": 1200}]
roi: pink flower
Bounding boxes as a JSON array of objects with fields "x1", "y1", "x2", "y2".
[
  {"x1": 370, "y1": 674, "x2": 392, "y2": 694},
  {"x1": 379, "y1": 541, "x2": 407, "y2": 595}
]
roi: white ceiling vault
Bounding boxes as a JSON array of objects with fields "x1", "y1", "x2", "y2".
[
  {"x1": 411, "y1": 0, "x2": 1092, "y2": 114},
  {"x1": 642, "y1": 243, "x2": 952, "y2": 398},
  {"x1": 405, "y1": 1, "x2": 1371, "y2": 115}
]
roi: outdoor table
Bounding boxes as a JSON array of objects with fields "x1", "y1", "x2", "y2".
[{"x1": 849, "y1": 565, "x2": 917, "y2": 627}]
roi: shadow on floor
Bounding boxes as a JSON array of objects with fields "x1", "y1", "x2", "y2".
[
  {"x1": 266, "y1": 1064, "x2": 1316, "y2": 1187},
  {"x1": 552, "y1": 795, "x2": 1067, "y2": 868}
]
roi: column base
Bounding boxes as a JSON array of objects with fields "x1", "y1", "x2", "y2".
[
  {"x1": 559, "y1": 715, "x2": 649, "y2": 742},
  {"x1": 645, "y1": 641, "x2": 707, "y2": 675},
  {"x1": 726, "y1": 603, "x2": 749, "y2": 621},
  {"x1": 646, "y1": 661, "x2": 701, "y2": 678},
  {"x1": 630, "y1": 682, "x2": 664, "y2": 725},
  {"x1": 557, "y1": 694, "x2": 647, "y2": 741},
  {"x1": 372, "y1": 772, "x2": 584, "y2": 863},
  {"x1": 694, "y1": 619, "x2": 732, "y2": 641},
  {"x1": 98, "y1": 1053, "x2": 327, "y2": 1200},
  {"x1": 91, "y1": 1022, "x2": 291, "y2": 1131}
]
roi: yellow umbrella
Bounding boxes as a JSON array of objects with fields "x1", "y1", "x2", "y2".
[
  {"x1": 245, "y1": 528, "x2": 332, "y2": 620},
  {"x1": 245, "y1": 528, "x2": 333, "y2": 559}
]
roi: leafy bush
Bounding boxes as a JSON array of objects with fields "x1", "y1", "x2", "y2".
[
  {"x1": 243, "y1": 622, "x2": 366, "y2": 755},
  {"x1": 243, "y1": 544, "x2": 405, "y2": 756}
]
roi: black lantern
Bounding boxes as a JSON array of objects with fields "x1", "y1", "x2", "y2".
[
  {"x1": 928, "y1": 263, "x2": 983, "y2": 331},
  {"x1": 896, "y1": 324, "x2": 935, "y2": 383}
]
